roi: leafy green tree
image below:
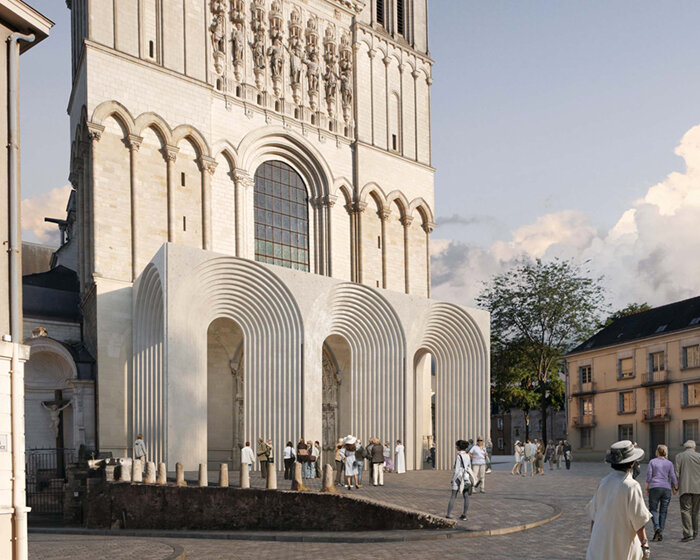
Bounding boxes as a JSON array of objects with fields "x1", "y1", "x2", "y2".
[
  {"x1": 478, "y1": 258, "x2": 606, "y2": 441},
  {"x1": 598, "y1": 302, "x2": 651, "y2": 329}
]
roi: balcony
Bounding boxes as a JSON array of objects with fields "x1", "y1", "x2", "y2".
[
  {"x1": 572, "y1": 414, "x2": 596, "y2": 428},
  {"x1": 642, "y1": 407, "x2": 671, "y2": 422},
  {"x1": 642, "y1": 370, "x2": 670, "y2": 386},
  {"x1": 572, "y1": 381, "x2": 597, "y2": 396}
]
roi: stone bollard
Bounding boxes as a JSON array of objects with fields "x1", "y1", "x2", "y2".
[
  {"x1": 219, "y1": 464, "x2": 229, "y2": 487},
  {"x1": 240, "y1": 465, "x2": 250, "y2": 489},
  {"x1": 144, "y1": 461, "x2": 156, "y2": 484},
  {"x1": 265, "y1": 464, "x2": 277, "y2": 489},
  {"x1": 175, "y1": 462, "x2": 186, "y2": 487},
  {"x1": 118, "y1": 458, "x2": 132, "y2": 482},
  {"x1": 291, "y1": 462, "x2": 308, "y2": 491},
  {"x1": 157, "y1": 462, "x2": 167, "y2": 485},
  {"x1": 198, "y1": 463, "x2": 208, "y2": 487},
  {"x1": 131, "y1": 459, "x2": 143, "y2": 483},
  {"x1": 321, "y1": 464, "x2": 338, "y2": 493}
]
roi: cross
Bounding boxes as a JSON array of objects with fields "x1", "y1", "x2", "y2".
[{"x1": 42, "y1": 390, "x2": 70, "y2": 477}]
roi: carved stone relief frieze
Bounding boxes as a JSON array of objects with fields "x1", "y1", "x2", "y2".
[
  {"x1": 339, "y1": 32, "x2": 353, "y2": 122},
  {"x1": 288, "y1": 7, "x2": 303, "y2": 104},
  {"x1": 210, "y1": 0, "x2": 228, "y2": 76},
  {"x1": 304, "y1": 16, "x2": 321, "y2": 111},
  {"x1": 250, "y1": 0, "x2": 267, "y2": 90},
  {"x1": 267, "y1": 0, "x2": 285, "y2": 97},
  {"x1": 322, "y1": 24, "x2": 338, "y2": 118},
  {"x1": 230, "y1": 0, "x2": 246, "y2": 81}
]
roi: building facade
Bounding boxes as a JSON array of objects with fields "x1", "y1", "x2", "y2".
[
  {"x1": 490, "y1": 408, "x2": 567, "y2": 456},
  {"x1": 22, "y1": 0, "x2": 491, "y2": 473},
  {"x1": 565, "y1": 296, "x2": 700, "y2": 461}
]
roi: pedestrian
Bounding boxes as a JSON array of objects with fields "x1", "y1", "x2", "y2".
[
  {"x1": 555, "y1": 440, "x2": 564, "y2": 469},
  {"x1": 354, "y1": 439, "x2": 366, "y2": 485},
  {"x1": 266, "y1": 439, "x2": 274, "y2": 474},
  {"x1": 305, "y1": 439, "x2": 316, "y2": 479},
  {"x1": 469, "y1": 436, "x2": 487, "y2": 493},
  {"x1": 522, "y1": 438, "x2": 533, "y2": 477},
  {"x1": 446, "y1": 440, "x2": 473, "y2": 520},
  {"x1": 586, "y1": 440, "x2": 651, "y2": 560},
  {"x1": 342, "y1": 435, "x2": 361, "y2": 489},
  {"x1": 296, "y1": 438, "x2": 309, "y2": 478},
  {"x1": 383, "y1": 441, "x2": 394, "y2": 472},
  {"x1": 256, "y1": 438, "x2": 270, "y2": 479},
  {"x1": 133, "y1": 433, "x2": 147, "y2": 469},
  {"x1": 241, "y1": 441, "x2": 255, "y2": 472},
  {"x1": 485, "y1": 439, "x2": 493, "y2": 474},
  {"x1": 283, "y1": 441, "x2": 295, "y2": 480},
  {"x1": 335, "y1": 438, "x2": 345, "y2": 485},
  {"x1": 545, "y1": 440, "x2": 555, "y2": 471},
  {"x1": 534, "y1": 439, "x2": 544, "y2": 475},
  {"x1": 313, "y1": 440, "x2": 322, "y2": 478},
  {"x1": 563, "y1": 440, "x2": 572, "y2": 470},
  {"x1": 511, "y1": 441, "x2": 523, "y2": 475},
  {"x1": 395, "y1": 440, "x2": 406, "y2": 474},
  {"x1": 645, "y1": 444, "x2": 678, "y2": 542},
  {"x1": 371, "y1": 438, "x2": 385, "y2": 486},
  {"x1": 428, "y1": 439, "x2": 436, "y2": 469},
  {"x1": 675, "y1": 439, "x2": 700, "y2": 542}
]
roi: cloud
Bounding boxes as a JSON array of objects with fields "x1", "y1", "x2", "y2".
[
  {"x1": 21, "y1": 185, "x2": 72, "y2": 244},
  {"x1": 432, "y1": 124, "x2": 700, "y2": 310}
]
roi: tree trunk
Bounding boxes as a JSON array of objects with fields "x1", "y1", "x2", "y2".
[
  {"x1": 540, "y1": 386, "x2": 548, "y2": 444},
  {"x1": 524, "y1": 410, "x2": 530, "y2": 441}
]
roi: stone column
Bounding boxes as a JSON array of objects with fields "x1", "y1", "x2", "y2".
[
  {"x1": 383, "y1": 55, "x2": 391, "y2": 149},
  {"x1": 86, "y1": 123, "x2": 104, "y2": 277},
  {"x1": 265, "y1": 464, "x2": 277, "y2": 489},
  {"x1": 423, "y1": 221, "x2": 434, "y2": 298},
  {"x1": 379, "y1": 207, "x2": 391, "y2": 288},
  {"x1": 198, "y1": 463, "x2": 208, "y2": 487},
  {"x1": 320, "y1": 195, "x2": 337, "y2": 276},
  {"x1": 368, "y1": 48, "x2": 376, "y2": 144},
  {"x1": 127, "y1": 134, "x2": 143, "y2": 280},
  {"x1": 164, "y1": 145, "x2": 179, "y2": 243},
  {"x1": 131, "y1": 459, "x2": 143, "y2": 482},
  {"x1": 400, "y1": 216, "x2": 413, "y2": 294},
  {"x1": 199, "y1": 155, "x2": 217, "y2": 251},
  {"x1": 157, "y1": 462, "x2": 167, "y2": 485},
  {"x1": 321, "y1": 464, "x2": 337, "y2": 493},
  {"x1": 240, "y1": 465, "x2": 250, "y2": 489},
  {"x1": 219, "y1": 463, "x2": 229, "y2": 487},
  {"x1": 412, "y1": 70, "x2": 420, "y2": 162},
  {"x1": 175, "y1": 462, "x2": 186, "y2": 486},
  {"x1": 309, "y1": 197, "x2": 322, "y2": 274},
  {"x1": 145, "y1": 461, "x2": 156, "y2": 483},
  {"x1": 349, "y1": 201, "x2": 367, "y2": 283},
  {"x1": 233, "y1": 170, "x2": 254, "y2": 258}
]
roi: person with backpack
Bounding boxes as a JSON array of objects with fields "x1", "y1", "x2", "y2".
[{"x1": 446, "y1": 439, "x2": 473, "y2": 520}]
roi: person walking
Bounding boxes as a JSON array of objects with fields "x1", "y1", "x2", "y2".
[
  {"x1": 371, "y1": 438, "x2": 385, "y2": 486},
  {"x1": 305, "y1": 439, "x2": 316, "y2": 479},
  {"x1": 511, "y1": 441, "x2": 523, "y2": 475},
  {"x1": 563, "y1": 440, "x2": 572, "y2": 470},
  {"x1": 555, "y1": 440, "x2": 564, "y2": 469},
  {"x1": 586, "y1": 440, "x2": 651, "y2": 560},
  {"x1": 675, "y1": 439, "x2": 700, "y2": 542},
  {"x1": 335, "y1": 438, "x2": 345, "y2": 485},
  {"x1": 545, "y1": 440, "x2": 555, "y2": 471},
  {"x1": 342, "y1": 435, "x2": 361, "y2": 489},
  {"x1": 469, "y1": 436, "x2": 487, "y2": 493},
  {"x1": 522, "y1": 439, "x2": 533, "y2": 477},
  {"x1": 395, "y1": 440, "x2": 406, "y2": 474},
  {"x1": 354, "y1": 439, "x2": 366, "y2": 485},
  {"x1": 645, "y1": 444, "x2": 678, "y2": 542},
  {"x1": 313, "y1": 440, "x2": 322, "y2": 478},
  {"x1": 256, "y1": 438, "x2": 270, "y2": 479},
  {"x1": 534, "y1": 439, "x2": 544, "y2": 475},
  {"x1": 133, "y1": 433, "x2": 147, "y2": 469},
  {"x1": 241, "y1": 441, "x2": 255, "y2": 472},
  {"x1": 485, "y1": 439, "x2": 493, "y2": 474},
  {"x1": 296, "y1": 438, "x2": 310, "y2": 478},
  {"x1": 428, "y1": 439, "x2": 436, "y2": 469},
  {"x1": 383, "y1": 441, "x2": 394, "y2": 472},
  {"x1": 283, "y1": 441, "x2": 296, "y2": 480},
  {"x1": 446, "y1": 440, "x2": 473, "y2": 520}
]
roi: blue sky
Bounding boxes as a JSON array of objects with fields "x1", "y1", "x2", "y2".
[{"x1": 19, "y1": 1, "x2": 700, "y2": 307}]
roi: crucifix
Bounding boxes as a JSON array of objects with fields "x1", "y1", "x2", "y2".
[{"x1": 41, "y1": 390, "x2": 71, "y2": 477}]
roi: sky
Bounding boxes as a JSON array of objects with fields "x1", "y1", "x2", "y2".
[{"x1": 18, "y1": 1, "x2": 700, "y2": 310}]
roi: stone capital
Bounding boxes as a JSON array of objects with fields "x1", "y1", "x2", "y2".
[
  {"x1": 126, "y1": 134, "x2": 143, "y2": 152},
  {"x1": 368, "y1": 48, "x2": 376, "y2": 60},
  {"x1": 400, "y1": 215, "x2": 414, "y2": 228},
  {"x1": 398, "y1": 63, "x2": 406, "y2": 74},
  {"x1": 426, "y1": 76, "x2": 433, "y2": 86},
  {"x1": 383, "y1": 56, "x2": 392, "y2": 67},
  {"x1": 199, "y1": 155, "x2": 218, "y2": 174},
  {"x1": 349, "y1": 201, "x2": 367, "y2": 214},
  {"x1": 378, "y1": 207, "x2": 392, "y2": 221},
  {"x1": 317, "y1": 194, "x2": 338, "y2": 208},
  {"x1": 86, "y1": 122, "x2": 104, "y2": 143},
  {"x1": 422, "y1": 220, "x2": 435, "y2": 234},
  {"x1": 234, "y1": 169, "x2": 255, "y2": 188},
  {"x1": 411, "y1": 70, "x2": 420, "y2": 80},
  {"x1": 164, "y1": 145, "x2": 179, "y2": 162}
]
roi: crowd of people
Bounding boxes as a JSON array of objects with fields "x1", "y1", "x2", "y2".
[{"x1": 510, "y1": 439, "x2": 573, "y2": 475}]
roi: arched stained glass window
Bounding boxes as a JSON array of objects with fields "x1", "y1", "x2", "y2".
[{"x1": 253, "y1": 160, "x2": 310, "y2": 271}]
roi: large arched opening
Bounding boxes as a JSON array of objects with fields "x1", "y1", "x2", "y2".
[
  {"x1": 414, "y1": 348, "x2": 435, "y2": 470},
  {"x1": 207, "y1": 317, "x2": 245, "y2": 468},
  {"x1": 321, "y1": 335, "x2": 351, "y2": 459}
]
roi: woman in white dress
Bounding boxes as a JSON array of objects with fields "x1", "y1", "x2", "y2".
[
  {"x1": 511, "y1": 441, "x2": 523, "y2": 475},
  {"x1": 395, "y1": 440, "x2": 406, "y2": 474},
  {"x1": 343, "y1": 435, "x2": 361, "y2": 489}
]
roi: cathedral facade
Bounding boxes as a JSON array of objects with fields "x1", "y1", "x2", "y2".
[{"x1": 54, "y1": 0, "x2": 489, "y2": 470}]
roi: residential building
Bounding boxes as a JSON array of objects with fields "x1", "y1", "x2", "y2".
[{"x1": 491, "y1": 408, "x2": 567, "y2": 455}]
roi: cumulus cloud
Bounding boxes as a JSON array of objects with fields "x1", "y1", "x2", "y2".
[
  {"x1": 432, "y1": 124, "x2": 700, "y2": 309},
  {"x1": 21, "y1": 185, "x2": 72, "y2": 244}
]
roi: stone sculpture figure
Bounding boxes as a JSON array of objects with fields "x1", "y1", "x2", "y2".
[
  {"x1": 210, "y1": 0, "x2": 227, "y2": 75},
  {"x1": 42, "y1": 401, "x2": 71, "y2": 438},
  {"x1": 305, "y1": 46, "x2": 320, "y2": 94},
  {"x1": 231, "y1": 24, "x2": 245, "y2": 65},
  {"x1": 289, "y1": 35, "x2": 303, "y2": 86},
  {"x1": 267, "y1": 34, "x2": 285, "y2": 79},
  {"x1": 252, "y1": 32, "x2": 266, "y2": 70}
]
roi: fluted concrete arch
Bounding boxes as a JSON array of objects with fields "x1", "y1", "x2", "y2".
[
  {"x1": 419, "y1": 302, "x2": 489, "y2": 469},
  {"x1": 185, "y1": 257, "x2": 304, "y2": 462},
  {"x1": 90, "y1": 100, "x2": 136, "y2": 134},
  {"x1": 326, "y1": 282, "x2": 406, "y2": 444},
  {"x1": 237, "y1": 127, "x2": 332, "y2": 199},
  {"x1": 132, "y1": 263, "x2": 166, "y2": 465}
]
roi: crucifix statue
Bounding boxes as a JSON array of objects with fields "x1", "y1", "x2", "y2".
[{"x1": 41, "y1": 390, "x2": 71, "y2": 477}]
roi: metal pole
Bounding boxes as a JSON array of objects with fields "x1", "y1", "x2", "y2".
[{"x1": 8, "y1": 31, "x2": 35, "y2": 560}]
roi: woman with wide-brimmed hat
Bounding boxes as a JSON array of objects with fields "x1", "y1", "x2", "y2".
[
  {"x1": 585, "y1": 440, "x2": 652, "y2": 560},
  {"x1": 342, "y1": 435, "x2": 361, "y2": 489}
]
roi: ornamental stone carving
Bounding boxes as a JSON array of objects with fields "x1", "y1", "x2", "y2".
[
  {"x1": 304, "y1": 17, "x2": 321, "y2": 110},
  {"x1": 267, "y1": 1, "x2": 284, "y2": 96},
  {"x1": 323, "y1": 25, "x2": 338, "y2": 118},
  {"x1": 210, "y1": 0, "x2": 227, "y2": 76},
  {"x1": 339, "y1": 32, "x2": 353, "y2": 122},
  {"x1": 250, "y1": 0, "x2": 266, "y2": 89},
  {"x1": 288, "y1": 8, "x2": 303, "y2": 104}
]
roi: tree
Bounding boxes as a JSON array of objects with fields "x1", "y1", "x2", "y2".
[
  {"x1": 478, "y1": 258, "x2": 606, "y2": 442},
  {"x1": 598, "y1": 302, "x2": 651, "y2": 329}
]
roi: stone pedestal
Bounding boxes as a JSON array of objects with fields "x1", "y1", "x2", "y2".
[
  {"x1": 131, "y1": 459, "x2": 143, "y2": 482},
  {"x1": 321, "y1": 464, "x2": 337, "y2": 493},
  {"x1": 291, "y1": 462, "x2": 307, "y2": 491},
  {"x1": 144, "y1": 461, "x2": 156, "y2": 484},
  {"x1": 219, "y1": 464, "x2": 229, "y2": 487},
  {"x1": 176, "y1": 462, "x2": 186, "y2": 487},
  {"x1": 156, "y1": 463, "x2": 167, "y2": 485},
  {"x1": 198, "y1": 463, "x2": 208, "y2": 487},
  {"x1": 118, "y1": 458, "x2": 132, "y2": 482},
  {"x1": 240, "y1": 465, "x2": 250, "y2": 489},
  {"x1": 265, "y1": 465, "x2": 277, "y2": 489}
]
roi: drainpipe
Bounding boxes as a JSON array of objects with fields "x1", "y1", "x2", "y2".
[{"x1": 8, "y1": 31, "x2": 35, "y2": 560}]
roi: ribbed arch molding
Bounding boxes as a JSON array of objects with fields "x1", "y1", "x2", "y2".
[
  {"x1": 327, "y1": 283, "x2": 406, "y2": 445},
  {"x1": 133, "y1": 264, "x2": 166, "y2": 465},
  {"x1": 420, "y1": 302, "x2": 489, "y2": 470},
  {"x1": 188, "y1": 257, "x2": 304, "y2": 461}
]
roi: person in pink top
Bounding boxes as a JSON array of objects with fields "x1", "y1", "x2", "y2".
[{"x1": 645, "y1": 444, "x2": 678, "y2": 542}]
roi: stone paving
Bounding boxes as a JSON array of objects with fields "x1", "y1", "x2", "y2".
[
  {"x1": 29, "y1": 535, "x2": 182, "y2": 559},
  {"x1": 29, "y1": 460, "x2": 699, "y2": 559}
]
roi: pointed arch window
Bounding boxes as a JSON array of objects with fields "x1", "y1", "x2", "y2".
[{"x1": 254, "y1": 161, "x2": 310, "y2": 271}]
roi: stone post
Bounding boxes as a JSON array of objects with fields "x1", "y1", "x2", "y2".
[
  {"x1": 219, "y1": 463, "x2": 229, "y2": 487},
  {"x1": 291, "y1": 462, "x2": 308, "y2": 491},
  {"x1": 144, "y1": 461, "x2": 156, "y2": 484},
  {"x1": 265, "y1": 464, "x2": 277, "y2": 489},
  {"x1": 240, "y1": 465, "x2": 250, "y2": 489},
  {"x1": 322, "y1": 464, "x2": 337, "y2": 493},
  {"x1": 131, "y1": 459, "x2": 143, "y2": 482},
  {"x1": 118, "y1": 458, "x2": 132, "y2": 482},
  {"x1": 175, "y1": 462, "x2": 186, "y2": 486},
  {"x1": 157, "y1": 463, "x2": 167, "y2": 485},
  {"x1": 198, "y1": 463, "x2": 208, "y2": 487}
]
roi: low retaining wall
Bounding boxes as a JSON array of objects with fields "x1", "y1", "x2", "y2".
[{"x1": 86, "y1": 483, "x2": 455, "y2": 532}]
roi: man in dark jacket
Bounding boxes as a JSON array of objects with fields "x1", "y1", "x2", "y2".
[
  {"x1": 354, "y1": 440, "x2": 367, "y2": 485},
  {"x1": 371, "y1": 438, "x2": 385, "y2": 486}
]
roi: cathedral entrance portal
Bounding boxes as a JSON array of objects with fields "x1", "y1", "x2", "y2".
[
  {"x1": 322, "y1": 335, "x2": 351, "y2": 461},
  {"x1": 207, "y1": 318, "x2": 244, "y2": 468},
  {"x1": 414, "y1": 349, "x2": 435, "y2": 469}
]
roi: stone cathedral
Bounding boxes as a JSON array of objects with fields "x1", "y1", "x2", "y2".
[{"x1": 27, "y1": 0, "x2": 489, "y2": 471}]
